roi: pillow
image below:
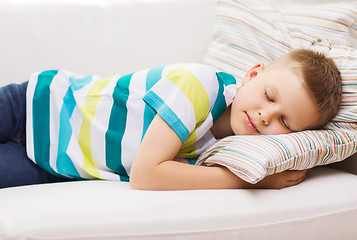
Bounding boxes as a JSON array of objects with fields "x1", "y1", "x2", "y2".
[{"x1": 197, "y1": 0, "x2": 357, "y2": 184}]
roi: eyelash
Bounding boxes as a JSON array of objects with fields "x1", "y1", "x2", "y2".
[
  {"x1": 265, "y1": 89, "x2": 290, "y2": 130},
  {"x1": 264, "y1": 90, "x2": 273, "y2": 102},
  {"x1": 280, "y1": 118, "x2": 289, "y2": 130}
]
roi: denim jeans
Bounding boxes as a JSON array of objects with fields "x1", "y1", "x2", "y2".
[{"x1": 0, "y1": 82, "x2": 68, "y2": 188}]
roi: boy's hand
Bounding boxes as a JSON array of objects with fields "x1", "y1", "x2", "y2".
[{"x1": 252, "y1": 170, "x2": 308, "y2": 189}]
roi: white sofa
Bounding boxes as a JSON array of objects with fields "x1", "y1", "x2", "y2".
[{"x1": 0, "y1": 0, "x2": 357, "y2": 239}]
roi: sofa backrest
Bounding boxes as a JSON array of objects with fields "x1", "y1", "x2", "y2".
[{"x1": 0, "y1": 0, "x2": 215, "y2": 86}]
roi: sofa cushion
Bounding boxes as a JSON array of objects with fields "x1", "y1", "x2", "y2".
[
  {"x1": 199, "y1": 0, "x2": 357, "y2": 184},
  {"x1": 1, "y1": 168, "x2": 357, "y2": 240}
]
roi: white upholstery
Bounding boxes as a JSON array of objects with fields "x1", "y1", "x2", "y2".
[
  {"x1": 0, "y1": 0, "x2": 356, "y2": 239},
  {"x1": 0, "y1": 0, "x2": 215, "y2": 85},
  {"x1": 0, "y1": 167, "x2": 356, "y2": 240}
]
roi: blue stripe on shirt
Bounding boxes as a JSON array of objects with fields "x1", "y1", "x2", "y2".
[
  {"x1": 55, "y1": 76, "x2": 93, "y2": 178},
  {"x1": 142, "y1": 66, "x2": 165, "y2": 139},
  {"x1": 105, "y1": 73, "x2": 134, "y2": 182},
  {"x1": 211, "y1": 74, "x2": 227, "y2": 123},
  {"x1": 69, "y1": 75, "x2": 93, "y2": 91},
  {"x1": 143, "y1": 91, "x2": 190, "y2": 143},
  {"x1": 56, "y1": 88, "x2": 82, "y2": 179},
  {"x1": 217, "y1": 72, "x2": 236, "y2": 86},
  {"x1": 32, "y1": 70, "x2": 64, "y2": 177},
  {"x1": 211, "y1": 72, "x2": 237, "y2": 123}
]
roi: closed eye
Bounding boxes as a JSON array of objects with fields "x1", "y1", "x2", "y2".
[
  {"x1": 265, "y1": 89, "x2": 274, "y2": 102},
  {"x1": 280, "y1": 117, "x2": 292, "y2": 132}
]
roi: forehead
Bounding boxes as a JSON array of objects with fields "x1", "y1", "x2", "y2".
[{"x1": 265, "y1": 69, "x2": 321, "y2": 131}]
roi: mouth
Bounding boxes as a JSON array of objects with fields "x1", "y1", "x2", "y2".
[{"x1": 244, "y1": 112, "x2": 259, "y2": 133}]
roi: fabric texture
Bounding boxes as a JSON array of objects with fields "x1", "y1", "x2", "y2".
[
  {"x1": 197, "y1": 0, "x2": 357, "y2": 184},
  {"x1": 26, "y1": 64, "x2": 237, "y2": 182},
  {"x1": 0, "y1": 82, "x2": 28, "y2": 144},
  {"x1": 0, "y1": 82, "x2": 67, "y2": 188}
]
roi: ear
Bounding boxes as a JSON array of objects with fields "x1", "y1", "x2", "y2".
[{"x1": 242, "y1": 63, "x2": 265, "y2": 85}]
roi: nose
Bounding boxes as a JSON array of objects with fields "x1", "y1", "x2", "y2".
[{"x1": 259, "y1": 105, "x2": 279, "y2": 125}]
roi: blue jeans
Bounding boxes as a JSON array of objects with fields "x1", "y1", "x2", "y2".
[{"x1": 0, "y1": 82, "x2": 68, "y2": 188}]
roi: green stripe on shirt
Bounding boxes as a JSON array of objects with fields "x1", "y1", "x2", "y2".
[
  {"x1": 105, "y1": 73, "x2": 134, "y2": 182},
  {"x1": 32, "y1": 70, "x2": 63, "y2": 177}
]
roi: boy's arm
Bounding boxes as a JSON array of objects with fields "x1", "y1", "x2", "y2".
[{"x1": 130, "y1": 115, "x2": 306, "y2": 190}]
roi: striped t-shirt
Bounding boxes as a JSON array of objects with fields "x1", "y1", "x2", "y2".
[{"x1": 26, "y1": 63, "x2": 238, "y2": 181}]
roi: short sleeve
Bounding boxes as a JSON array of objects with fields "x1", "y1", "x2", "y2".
[{"x1": 142, "y1": 64, "x2": 220, "y2": 143}]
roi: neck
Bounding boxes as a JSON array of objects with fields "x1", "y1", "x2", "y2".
[{"x1": 210, "y1": 105, "x2": 234, "y2": 139}]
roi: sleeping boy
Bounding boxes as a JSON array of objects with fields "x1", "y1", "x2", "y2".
[{"x1": 0, "y1": 49, "x2": 342, "y2": 189}]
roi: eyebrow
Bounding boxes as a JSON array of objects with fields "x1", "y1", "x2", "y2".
[{"x1": 268, "y1": 80, "x2": 280, "y2": 101}]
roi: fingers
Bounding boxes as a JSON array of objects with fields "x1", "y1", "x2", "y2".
[
  {"x1": 255, "y1": 169, "x2": 308, "y2": 189},
  {"x1": 286, "y1": 170, "x2": 307, "y2": 183}
]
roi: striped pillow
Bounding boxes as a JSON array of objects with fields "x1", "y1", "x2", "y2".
[{"x1": 197, "y1": 0, "x2": 357, "y2": 184}]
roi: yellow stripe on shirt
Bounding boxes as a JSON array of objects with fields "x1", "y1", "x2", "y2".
[
  {"x1": 78, "y1": 77, "x2": 112, "y2": 178},
  {"x1": 166, "y1": 67, "x2": 210, "y2": 157}
]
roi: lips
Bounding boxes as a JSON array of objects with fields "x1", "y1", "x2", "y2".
[{"x1": 245, "y1": 112, "x2": 259, "y2": 133}]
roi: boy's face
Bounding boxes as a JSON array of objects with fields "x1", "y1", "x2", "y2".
[{"x1": 230, "y1": 63, "x2": 321, "y2": 135}]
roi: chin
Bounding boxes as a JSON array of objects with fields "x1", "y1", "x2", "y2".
[
  {"x1": 237, "y1": 129, "x2": 260, "y2": 136},
  {"x1": 232, "y1": 127, "x2": 250, "y2": 136}
]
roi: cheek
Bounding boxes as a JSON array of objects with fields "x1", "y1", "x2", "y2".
[
  {"x1": 232, "y1": 90, "x2": 248, "y2": 110},
  {"x1": 235, "y1": 84, "x2": 264, "y2": 107},
  {"x1": 230, "y1": 93, "x2": 241, "y2": 113}
]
